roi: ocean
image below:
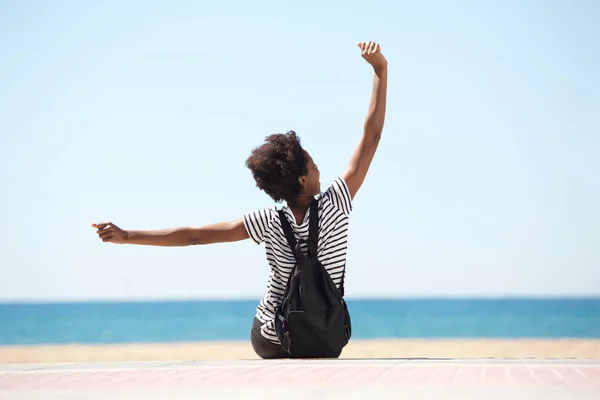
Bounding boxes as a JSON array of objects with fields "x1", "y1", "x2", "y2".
[{"x1": 1, "y1": 299, "x2": 599, "y2": 346}]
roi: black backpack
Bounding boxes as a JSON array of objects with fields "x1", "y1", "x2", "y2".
[{"x1": 274, "y1": 198, "x2": 352, "y2": 358}]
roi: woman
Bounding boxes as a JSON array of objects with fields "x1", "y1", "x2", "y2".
[{"x1": 92, "y1": 41, "x2": 388, "y2": 359}]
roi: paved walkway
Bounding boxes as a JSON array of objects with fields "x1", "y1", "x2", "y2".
[{"x1": 1, "y1": 358, "x2": 599, "y2": 399}]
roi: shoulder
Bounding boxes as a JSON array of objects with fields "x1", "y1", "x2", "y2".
[
  {"x1": 320, "y1": 177, "x2": 353, "y2": 215},
  {"x1": 243, "y1": 207, "x2": 278, "y2": 245}
]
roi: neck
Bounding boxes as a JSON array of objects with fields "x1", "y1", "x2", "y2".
[{"x1": 287, "y1": 194, "x2": 313, "y2": 211}]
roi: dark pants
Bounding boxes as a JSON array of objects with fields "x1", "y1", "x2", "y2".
[{"x1": 250, "y1": 318, "x2": 289, "y2": 359}]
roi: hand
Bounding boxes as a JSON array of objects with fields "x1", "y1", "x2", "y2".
[
  {"x1": 357, "y1": 41, "x2": 387, "y2": 71},
  {"x1": 92, "y1": 222, "x2": 129, "y2": 244}
]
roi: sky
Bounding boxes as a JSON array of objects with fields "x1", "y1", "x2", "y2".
[{"x1": 0, "y1": 0, "x2": 598, "y2": 301}]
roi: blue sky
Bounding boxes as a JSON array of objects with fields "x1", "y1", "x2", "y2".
[{"x1": 1, "y1": 0, "x2": 598, "y2": 301}]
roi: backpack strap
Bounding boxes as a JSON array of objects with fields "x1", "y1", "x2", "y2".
[
  {"x1": 307, "y1": 198, "x2": 319, "y2": 257},
  {"x1": 277, "y1": 209, "x2": 302, "y2": 262}
]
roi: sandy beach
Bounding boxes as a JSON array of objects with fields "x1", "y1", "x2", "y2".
[{"x1": 2, "y1": 339, "x2": 600, "y2": 364}]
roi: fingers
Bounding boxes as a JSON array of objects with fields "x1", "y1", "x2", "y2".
[
  {"x1": 368, "y1": 41, "x2": 377, "y2": 53},
  {"x1": 92, "y1": 222, "x2": 111, "y2": 229},
  {"x1": 93, "y1": 222, "x2": 120, "y2": 231},
  {"x1": 93, "y1": 222, "x2": 118, "y2": 243},
  {"x1": 99, "y1": 228, "x2": 113, "y2": 238},
  {"x1": 357, "y1": 41, "x2": 381, "y2": 55}
]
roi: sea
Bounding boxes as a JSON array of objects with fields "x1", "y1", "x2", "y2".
[{"x1": 1, "y1": 298, "x2": 599, "y2": 346}]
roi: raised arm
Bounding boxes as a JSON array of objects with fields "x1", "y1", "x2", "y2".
[
  {"x1": 92, "y1": 219, "x2": 249, "y2": 246},
  {"x1": 342, "y1": 41, "x2": 388, "y2": 200}
]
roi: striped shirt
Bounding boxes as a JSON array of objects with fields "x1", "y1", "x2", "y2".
[{"x1": 243, "y1": 177, "x2": 353, "y2": 344}]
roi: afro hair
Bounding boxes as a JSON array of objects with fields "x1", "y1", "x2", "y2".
[{"x1": 245, "y1": 130, "x2": 308, "y2": 203}]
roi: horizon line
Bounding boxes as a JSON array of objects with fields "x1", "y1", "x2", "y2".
[{"x1": 1, "y1": 295, "x2": 599, "y2": 305}]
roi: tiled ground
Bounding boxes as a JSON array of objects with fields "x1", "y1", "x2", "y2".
[{"x1": 1, "y1": 359, "x2": 599, "y2": 399}]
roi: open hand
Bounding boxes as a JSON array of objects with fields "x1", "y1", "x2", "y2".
[
  {"x1": 358, "y1": 41, "x2": 387, "y2": 71},
  {"x1": 92, "y1": 222, "x2": 128, "y2": 244}
]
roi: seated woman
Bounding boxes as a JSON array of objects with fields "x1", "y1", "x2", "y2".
[{"x1": 92, "y1": 41, "x2": 388, "y2": 359}]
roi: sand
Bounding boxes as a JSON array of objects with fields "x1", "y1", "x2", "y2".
[{"x1": 1, "y1": 339, "x2": 600, "y2": 364}]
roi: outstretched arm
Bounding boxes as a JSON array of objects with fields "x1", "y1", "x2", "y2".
[
  {"x1": 343, "y1": 41, "x2": 388, "y2": 200},
  {"x1": 92, "y1": 220, "x2": 249, "y2": 246}
]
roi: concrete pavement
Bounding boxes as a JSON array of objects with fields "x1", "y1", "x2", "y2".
[{"x1": 1, "y1": 358, "x2": 599, "y2": 399}]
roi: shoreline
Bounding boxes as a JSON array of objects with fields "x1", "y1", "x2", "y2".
[{"x1": 2, "y1": 338, "x2": 600, "y2": 364}]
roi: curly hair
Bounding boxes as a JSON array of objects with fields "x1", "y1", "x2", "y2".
[{"x1": 245, "y1": 130, "x2": 308, "y2": 203}]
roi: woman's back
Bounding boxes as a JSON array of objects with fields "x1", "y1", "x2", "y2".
[{"x1": 244, "y1": 177, "x2": 353, "y2": 344}]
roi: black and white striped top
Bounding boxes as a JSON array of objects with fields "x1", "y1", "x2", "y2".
[{"x1": 243, "y1": 177, "x2": 353, "y2": 343}]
